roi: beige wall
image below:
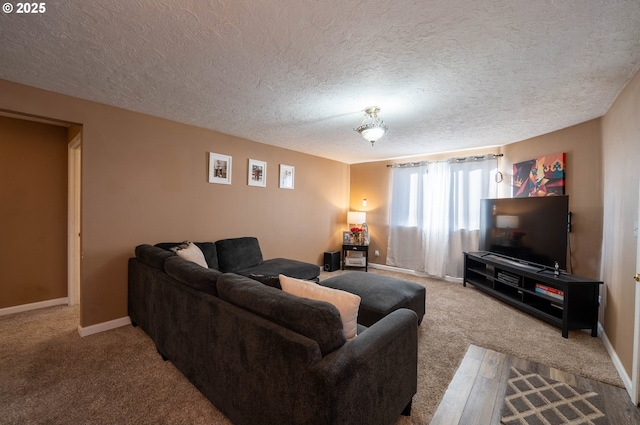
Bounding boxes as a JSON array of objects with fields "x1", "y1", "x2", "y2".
[
  {"x1": 0, "y1": 116, "x2": 68, "y2": 308},
  {"x1": 348, "y1": 159, "x2": 393, "y2": 266},
  {"x1": 500, "y1": 119, "x2": 603, "y2": 279},
  {"x1": 601, "y1": 69, "x2": 640, "y2": 377},
  {"x1": 0, "y1": 79, "x2": 350, "y2": 327}
]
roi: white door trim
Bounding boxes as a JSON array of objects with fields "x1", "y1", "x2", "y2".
[
  {"x1": 633, "y1": 277, "x2": 640, "y2": 404},
  {"x1": 67, "y1": 133, "x2": 81, "y2": 306},
  {"x1": 632, "y1": 180, "x2": 640, "y2": 404}
]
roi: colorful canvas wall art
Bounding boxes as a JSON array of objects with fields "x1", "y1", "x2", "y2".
[{"x1": 512, "y1": 152, "x2": 565, "y2": 197}]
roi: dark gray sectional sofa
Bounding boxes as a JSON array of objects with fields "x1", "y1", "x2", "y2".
[{"x1": 128, "y1": 242, "x2": 418, "y2": 425}]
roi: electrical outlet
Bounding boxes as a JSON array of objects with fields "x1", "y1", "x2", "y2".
[
  {"x1": 598, "y1": 295, "x2": 602, "y2": 304},
  {"x1": 374, "y1": 250, "x2": 380, "y2": 256}
]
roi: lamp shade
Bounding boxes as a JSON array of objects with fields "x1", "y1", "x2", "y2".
[
  {"x1": 496, "y1": 215, "x2": 519, "y2": 229},
  {"x1": 347, "y1": 211, "x2": 366, "y2": 225},
  {"x1": 359, "y1": 125, "x2": 386, "y2": 143}
]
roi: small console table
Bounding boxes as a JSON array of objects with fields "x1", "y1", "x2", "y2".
[
  {"x1": 463, "y1": 251, "x2": 602, "y2": 338},
  {"x1": 342, "y1": 244, "x2": 369, "y2": 272}
]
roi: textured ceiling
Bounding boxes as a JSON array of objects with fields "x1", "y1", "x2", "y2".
[{"x1": 1, "y1": 0, "x2": 639, "y2": 164}]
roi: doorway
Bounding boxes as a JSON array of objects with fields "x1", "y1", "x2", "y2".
[{"x1": 0, "y1": 110, "x2": 80, "y2": 315}]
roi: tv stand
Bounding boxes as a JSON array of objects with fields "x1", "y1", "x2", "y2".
[{"x1": 463, "y1": 252, "x2": 602, "y2": 338}]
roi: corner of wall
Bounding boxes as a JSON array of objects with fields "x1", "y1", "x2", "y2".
[{"x1": 77, "y1": 316, "x2": 132, "y2": 337}]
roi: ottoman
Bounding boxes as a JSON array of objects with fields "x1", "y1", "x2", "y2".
[{"x1": 320, "y1": 271, "x2": 425, "y2": 327}]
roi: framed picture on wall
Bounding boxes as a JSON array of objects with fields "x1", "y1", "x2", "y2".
[
  {"x1": 248, "y1": 159, "x2": 266, "y2": 187},
  {"x1": 512, "y1": 152, "x2": 565, "y2": 197},
  {"x1": 279, "y1": 164, "x2": 294, "y2": 189},
  {"x1": 208, "y1": 152, "x2": 232, "y2": 185}
]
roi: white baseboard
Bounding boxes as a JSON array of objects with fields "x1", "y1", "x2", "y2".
[
  {"x1": 368, "y1": 263, "x2": 462, "y2": 283},
  {"x1": 0, "y1": 299, "x2": 131, "y2": 338},
  {"x1": 599, "y1": 322, "x2": 634, "y2": 399},
  {"x1": 369, "y1": 263, "x2": 425, "y2": 275},
  {"x1": 78, "y1": 316, "x2": 132, "y2": 337},
  {"x1": 0, "y1": 297, "x2": 68, "y2": 316}
]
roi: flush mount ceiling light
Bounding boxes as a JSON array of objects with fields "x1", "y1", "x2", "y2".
[{"x1": 354, "y1": 106, "x2": 388, "y2": 146}]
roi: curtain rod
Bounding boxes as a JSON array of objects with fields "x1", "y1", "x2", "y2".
[{"x1": 386, "y1": 153, "x2": 503, "y2": 168}]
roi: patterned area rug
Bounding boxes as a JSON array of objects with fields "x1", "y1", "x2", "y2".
[{"x1": 501, "y1": 367, "x2": 607, "y2": 425}]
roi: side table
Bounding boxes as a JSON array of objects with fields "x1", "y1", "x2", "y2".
[{"x1": 342, "y1": 244, "x2": 369, "y2": 272}]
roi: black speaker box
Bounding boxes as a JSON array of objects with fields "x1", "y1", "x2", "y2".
[{"x1": 323, "y1": 251, "x2": 340, "y2": 272}]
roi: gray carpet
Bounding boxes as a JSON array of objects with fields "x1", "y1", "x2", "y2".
[
  {"x1": 0, "y1": 268, "x2": 624, "y2": 424},
  {"x1": 501, "y1": 368, "x2": 607, "y2": 425}
]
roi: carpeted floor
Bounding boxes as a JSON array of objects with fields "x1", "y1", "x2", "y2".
[{"x1": 0, "y1": 267, "x2": 624, "y2": 424}]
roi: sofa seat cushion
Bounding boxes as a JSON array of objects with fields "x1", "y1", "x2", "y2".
[
  {"x1": 135, "y1": 244, "x2": 174, "y2": 270},
  {"x1": 237, "y1": 258, "x2": 320, "y2": 281},
  {"x1": 164, "y1": 255, "x2": 222, "y2": 296},
  {"x1": 215, "y1": 237, "x2": 263, "y2": 272},
  {"x1": 216, "y1": 273, "x2": 346, "y2": 356},
  {"x1": 155, "y1": 242, "x2": 219, "y2": 270}
]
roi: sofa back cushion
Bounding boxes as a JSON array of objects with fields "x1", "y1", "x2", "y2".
[
  {"x1": 135, "y1": 244, "x2": 174, "y2": 269},
  {"x1": 164, "y1": 255, "x2": 222, "y2": 296},
  {"x1": 215, "y1": 237, "x2": 263, "y2": 273},
  {"x1": 155, "y1": 242, "x2": 219, "y2": 270},
  {"x1": 216, "y1": 273, "x2": 346, "y2": 356},
  {"x1": 279, "y1": 275, "x2": 361, "y2": 341}
]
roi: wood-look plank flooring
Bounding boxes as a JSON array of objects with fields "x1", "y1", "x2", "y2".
[{"x1": 429, "y1": 344, "x2": 640, "y2": 425}]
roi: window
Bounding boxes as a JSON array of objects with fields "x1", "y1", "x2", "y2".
[{"x1": 387, "y1": 158, "x2": 498, "y2": 278}]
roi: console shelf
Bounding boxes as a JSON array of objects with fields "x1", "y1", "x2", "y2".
[{"x1": 463, "y1": 251, "x2": 602, "y2": 338}]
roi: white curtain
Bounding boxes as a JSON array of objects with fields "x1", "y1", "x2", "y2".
[
  {"x1": 387, "y1": 158, "x2": 497, "y2": 278},
  {"x1": 386, "y1": 166, "x2": 426, "y2": 272},
  {"x1": 446, "y1": 160, "x2": 498, "y2": 277}
]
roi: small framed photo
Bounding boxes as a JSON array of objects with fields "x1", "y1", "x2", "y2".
[
  {"x1": 279, "y1": 164, "x2": 295, "y2": 189},
  {"x1": 342, "y1": 231, "x2": 352, "y2": 244},
  {"x1": 248, "y1": 159, "x2": 266, "y2": 187},
  {"x1": 208, "y1": 152, "x2": 232, "y2": 185}
]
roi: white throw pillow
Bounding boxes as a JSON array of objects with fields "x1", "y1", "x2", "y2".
[
  {"x1": 279, "y1": 274, "x2": 360, "y2": 340},
  {"x1": 173, "y1": 241, "x2": 208, "y2": 268}
]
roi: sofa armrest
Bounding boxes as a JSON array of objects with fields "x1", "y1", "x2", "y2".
[
  {"x1": 135, "y1": 244, "x2": 174, "y2": 269},
  {"x1": 303, "y1": 308, "x2": 418, "y2": 425}
]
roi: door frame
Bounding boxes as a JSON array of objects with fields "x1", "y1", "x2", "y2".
[
  {"x1": 632, "y1": 179, "x2": 640, "y2": 405},
  {"x1": 634, "y1": 269, "x2": 640, "y2": 404},
  {"x1": 67, "y1": 132, "x2": 81, "y2": 306}
]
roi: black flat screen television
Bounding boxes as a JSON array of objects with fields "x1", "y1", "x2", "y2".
[{"x1": 478, "y1": 196, "x2": 569, "y2": 270}]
